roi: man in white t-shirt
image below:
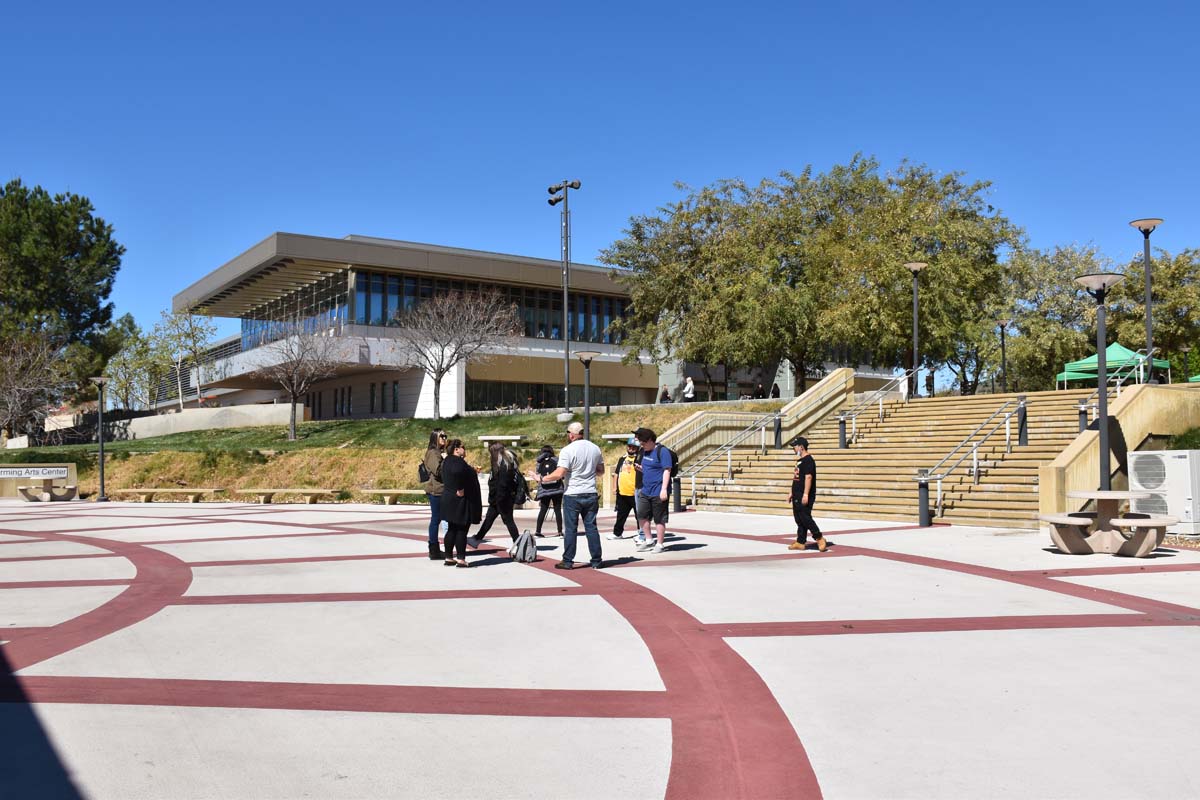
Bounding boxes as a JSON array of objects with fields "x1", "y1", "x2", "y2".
[{"x1": 535, "y1": 421, "x2": 605, "y2": 569}]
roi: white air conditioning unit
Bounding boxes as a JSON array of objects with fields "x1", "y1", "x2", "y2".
[{"x1": 1127, "y1": 450, "x2": 1200, "y2": 535}]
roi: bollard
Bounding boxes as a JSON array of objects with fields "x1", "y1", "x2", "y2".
[
  {"x1": 838, "y1": 415, "x2": 847, "y2": 449},
  {"x1": 1017, "y1": 395, "x2": 1028, "y2": 446},
  {"x1": 1078, "y1": 404, "x2": 1087, "y2": 432},
  {"x1": 917, "y1": 472, "x2": 932, "y2": 527},
  {"x1": 673, "y1": 476, "x2": 684, "y2": 512},
  {"x1": 774, "y1": 417, "x2": 783, "y2": 449}
]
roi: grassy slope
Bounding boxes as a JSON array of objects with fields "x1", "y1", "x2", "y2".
[{"x1": 2, "y1": 402, "x2": 784, "y2": 500}]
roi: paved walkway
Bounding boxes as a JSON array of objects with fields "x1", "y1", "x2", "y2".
[{"x1": 1, "y1": 500, "x2": 1198, "y2": 799}]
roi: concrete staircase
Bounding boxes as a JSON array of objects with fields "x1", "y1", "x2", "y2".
[{"x1": 687, "y1": 388, "x2": 1093, "y2": 529}]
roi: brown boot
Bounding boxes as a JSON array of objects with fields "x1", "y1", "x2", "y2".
[
  {"x1": 788, "y1": 541, "x2": 806, "y2": 551},
  {"x1": 816, "y1": 537, "x2": 828, "y2": 552}
]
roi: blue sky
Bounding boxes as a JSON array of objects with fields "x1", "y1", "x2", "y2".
[{"x1": 4, "y1": 0, "x2": 1198, "y2": 341}]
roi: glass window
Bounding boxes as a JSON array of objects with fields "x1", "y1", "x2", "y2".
[
  {"x1": 370, "y1": 274, "x2": 385, "y2": 325},
  {"x1": 354, "y1": 275, "x2": 368, "y2": 324},
  {"x1": 602, "y1": 297, "x2": 613, "y2": 344},
  {"x1": 551, "y1": 292, "x2": 562, "y2": 340},
  {"x1": 404, "y1": 276, "x2": 418, "y2": 310},
  {"x1": 392, "y1": 380, "x2": 399, "y2": 414},
  {"x1": 434, "y1": 280, "x2": 450, "y2": 297},
  {"x1": 420, "y1": 278, "x2": 434, "y2": 301},
  {"x1": 369, "y1": 383, "x2": 376, "y2": 414},
  {"x1": 523, "y1": 289, "x2": 536, "y2": 337},
  {"x1": 387, "y1": 275, "x2": 400, "y2": 325},
  {"x1": 347, "y1": 385, "x2": 353, "y2": 416}
]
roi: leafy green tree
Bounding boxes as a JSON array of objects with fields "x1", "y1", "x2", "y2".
[
  {"x1": 0, "y1": 179, "x2": 123, "y2": 342},
  {"x1": 152, "y1": 310, "x2": 217, "y2": 412},
  {"x1": 1110, "y1": 248, "x2": 1200, "y2": 379},
  {"x1": 104, "y1": 325, "x2": 159, "y2": 410},
  {"x1": 1003, "y1": 245, "x2": 1104, "y2": 392}
]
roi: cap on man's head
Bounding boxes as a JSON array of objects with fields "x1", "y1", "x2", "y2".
[
  {"x1": 566, "y1": 422, "x2": 584, "y2": 435},
  {"x1": 634, "y1": 427, "x2": 657, "y2": 442},
  {"x1": 791, "y1": 436, "x2": 809, "y2": 450},
  {"x1": 626, "y1": 436, "x2": 639, "y2": 446}
]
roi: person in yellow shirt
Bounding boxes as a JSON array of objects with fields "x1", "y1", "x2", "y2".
[{"x1": 607, "y1": 437, "x2": 642, "y2": 540}]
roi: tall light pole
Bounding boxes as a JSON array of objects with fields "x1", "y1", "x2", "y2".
[
  {"x1": 997, "y1": 318, "x2": 1011, "y2": 394},
  {"x1": 576, "y1": 350, "x2": 600, "y2": 441},
  {"x1": 1076, "y1": 272, "x2": 1126, "y2": 491},
  {"x1": 905, "y1": 262, "x2": 927, "y2": 397},
  {"x1": 1182, "y1": 344, "x2": 1192, "y2": 383},
  {"x1": 89, "y1": 376, "x2": 110, "y2": 502},
  {"x1": 549, "y1": 180, "x2": 581, "y2": 411},
  {"x1": 1130, "y1": 218, "x2": 1163, "y2": 381}
]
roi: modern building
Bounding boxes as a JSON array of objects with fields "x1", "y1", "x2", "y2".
[{"x1": 168, "y1": 232, "x2": 894, "y2": 419}]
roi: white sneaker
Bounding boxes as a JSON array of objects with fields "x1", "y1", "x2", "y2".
[
  {"x1": 635, "y1": 541, "x2": 654, "y2": 552},
  {"x1": 606, "y1": 533, "x2": 625, "y2": 540},
  {"x1": 652, "y1": 544, "x2": 666, "y2": 554}
]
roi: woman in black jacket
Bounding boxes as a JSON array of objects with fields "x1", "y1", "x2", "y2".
[
  {"x1": 439, "y1": 439, "x2": 482, "y2": 567},
  {"x1": 533, "y1": 444, "x2": 564, "y2": 538},
  {"x1": 468, "y1": 442, "x2": 522, "y2": 550}
]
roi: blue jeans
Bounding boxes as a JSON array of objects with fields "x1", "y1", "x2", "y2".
[
  {"x1": 562, "y1": 493, "x2": 602, "y2": 567},
  {"x1": 426, "y1": 493, "x2": 442, "y2": 544}
]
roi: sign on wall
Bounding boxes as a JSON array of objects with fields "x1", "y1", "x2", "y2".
[{"x1": 0, "y1": 467, "x2": 70, "y2": 479}]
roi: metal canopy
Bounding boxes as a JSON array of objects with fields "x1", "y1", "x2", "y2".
[{"x1": 195, "y1": 258, "x2": 347, "y2": 318}]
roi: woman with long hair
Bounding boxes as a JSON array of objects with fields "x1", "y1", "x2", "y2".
[
  {"x1": 468, "y1": 442, "x2": 522, "y2": 551},
  {"x1": 422, "y1": 429, "x2": 447, "y2": 560},
  {"x1": 533, "y1": 444, "x2": 564, "y2": 538},
  {"x1": 439, "y1": 439, "x2": 481, "y2": 567}
]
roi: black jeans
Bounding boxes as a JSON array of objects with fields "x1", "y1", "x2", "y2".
[
  {"x1": 477, "y1": 499, "x2": 519, "y2": 541},
  {"x1": 792, "y1": 501, "x2": 822, "y2": 542},
  {"x1": 612, "y1": 494, "x2": 637, "y2": 536},
  {"x1": 444, "y1": 523, "x2": 468, "y2": 559},
  {"x1": 537, "y1": 495, "x2": 562, "y2": 535}
]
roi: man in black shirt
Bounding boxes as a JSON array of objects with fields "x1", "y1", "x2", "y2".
[{"x1": 787, "y1": 437, "x2": 828, "y2": 552}]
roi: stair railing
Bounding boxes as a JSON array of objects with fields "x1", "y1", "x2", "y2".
[
  {"x1": 913, "y1": 395, "x2": 1027, "y2": 522},
  {"x1": 1077, "y1": 348, "x2": 1156, "y2": 430},
  {"x1": 837, "y1": 368, "x2": 917, "y2": 446}
]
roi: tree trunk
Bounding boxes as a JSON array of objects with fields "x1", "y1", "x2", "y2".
[
  {"x1": 175, "y1": 359, "x2": 185, "y2": 412},
  {"x1": 288, "y1": 396, "x2": 298, "y2": 441},
  {"x1": 432, "y1": 375, "x2": 442, "y2": 420}
]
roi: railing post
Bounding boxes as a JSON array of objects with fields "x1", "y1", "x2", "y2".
[
  {"x1": 971, "y1": 444, "x2": 979, "y2": 484},
  {"x1": 673, "y1": 476, "x2": 683, "y2": 512},
  {"x1": 917, "y1": 469, "x2": 931, "y2": 527},
  {"x1": 1004, "y1": 414, "x2": 1012, "y2": 453},
  {"x1": 838, "y1": 415, "x2": 847, "y2": 449},
  {"x1": 774, "y1": 416, "x2": 783, "y2": 449},
  {"x1": 878, "y1": 396, "x2": 883, "y2": 422},
  {"x1": 690, "y1": 475, "x2": 696, "y2": 505},
  {"x1": 726, "y1": 450, "x2": 732, "y2": 481},
  {"x1": 1017, "y1": 395, "x2": 1027, "y2": 446},
  {"x1": 1078, "y1": 403, "x2": 1087, "y2": 432}
]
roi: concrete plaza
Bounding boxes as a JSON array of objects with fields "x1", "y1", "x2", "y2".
[{"x1": 1, "y1": 500, "x2": 1198, "y2": 799}]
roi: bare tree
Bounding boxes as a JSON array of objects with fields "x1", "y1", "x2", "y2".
[
  {"x1": 251, "y1": 322, "x2": 342, "y2": 440},
  {"x1": 151, "y1": 310, "x2": 216, "y2": 411},
  {"x1": 0, "y1": 332, "x2": 70, "y2": 439},
  {"x1": 392, "y1": 290, "x2": 522, "y2": 419}
]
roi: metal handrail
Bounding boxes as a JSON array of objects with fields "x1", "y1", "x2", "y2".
[
  {"x1": 839, "y1": 368, "x2": 916, "y2": 443},
  {"x1": 1079, "y1": 348, "x2": 1156, "y2": 421},
  {"x1": 680, "y1": 374, "x2": 851, "y2": 499},
  {"x1": 659, "y1": 409, "x2": 772, "y2": 460},
  {"x1": 914, "y1": 395, "x2": 1026, "y2": 516}
]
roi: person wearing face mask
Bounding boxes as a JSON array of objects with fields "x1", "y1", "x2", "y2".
[{"x1": 607, "y1": 436, "x2": 642, "y2": 540}]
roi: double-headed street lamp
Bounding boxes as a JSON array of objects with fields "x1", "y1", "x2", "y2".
[
  {"x1": 576, "y1": 350, "x2": 601, "y2": 440},
  {"x1": 997, "y1": 318, "x2": 1011, "y2": 394},
  {"x1": 1130, "y1": 217, "x2": 1163, "y2": 381},
  {"x1": 904, "y1": 262, "x2": 927, "y2": 397},
  {"x1": 1075, "y1": 272, "x2": 1126, "y2": 491},
  {"x1": 549, "y1": 180, "x2": 581, "y2": 412},
  {"x1": 89, "y1": 376, "x2": 110, "y2": 502}
]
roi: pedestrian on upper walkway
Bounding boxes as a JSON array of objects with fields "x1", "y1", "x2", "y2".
[
  {"x1": 536, "y1": 421, "x2": 605, "y2": 570},
  {"x1": 682, "y1": 376, "x2": 696, "y2": 402},
  {"x1": 787, "y1": 437, "x2": 827, "y2": 552}
]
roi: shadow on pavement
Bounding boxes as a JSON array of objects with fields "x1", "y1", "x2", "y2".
[{"x1": 0, "y1": 646, "x2": 84, "y2": 799}]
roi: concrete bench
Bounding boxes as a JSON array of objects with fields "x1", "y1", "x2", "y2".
[
  {"x1": 369, "y1": 489, "x2": 428, "y2": 505},
  {"x1": 478, "y1": 435, "x2": 524, "y2": 447},
  {"x1": 17, "y1": 483, "x2": 78, "y2": 502},
  {"x1": 1111, "y1": 515, "x2": 1178, "y2": 558},
  {"x1": 1039, "y1": 513, "x2": 1094, "y2": 555},
  {"x1": 234, "y1": 489, "x2": 336, "y2": 504},
  {"x1": 601, "y1": 433, "x2": 635, "y2": 443},
  {"x1": 113, "y1": 488, "x2": 223, "y2": 503}
]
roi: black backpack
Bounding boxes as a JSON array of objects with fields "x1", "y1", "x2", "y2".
[
  {"x1": 658, "y1": 444, "x2": 681, "y2": 474},
  {"x1": 418, "y1": 462, "x2": 431, "y2": 483}
]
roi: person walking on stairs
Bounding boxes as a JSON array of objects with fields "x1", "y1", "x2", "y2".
[{"x1": 787, "y1": 437, "x2": 828, "y2": 552}]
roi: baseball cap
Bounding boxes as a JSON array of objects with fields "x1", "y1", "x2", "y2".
[
  {"x1": 566, "y1": 421, "x2": 584, "y2": 435},
  {"x1": 626, "y1": 436, "x2": 639, "y2": 446}
]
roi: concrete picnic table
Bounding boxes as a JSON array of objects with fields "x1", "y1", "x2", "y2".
[{"x1": 1039, "y1": 490, "x2": 1176, "y2": 557}]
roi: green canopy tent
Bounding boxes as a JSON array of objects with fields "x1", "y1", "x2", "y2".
[
  {"x1": 1055, "y1": 370, "x2": 1098, "y2": 389},
  {"x1": 1190, "y1": 375, "x2": 1200, "y2": 383},
  {"x1": 1063, "y1": 342, "x2": 1169, "y2": 374}
]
